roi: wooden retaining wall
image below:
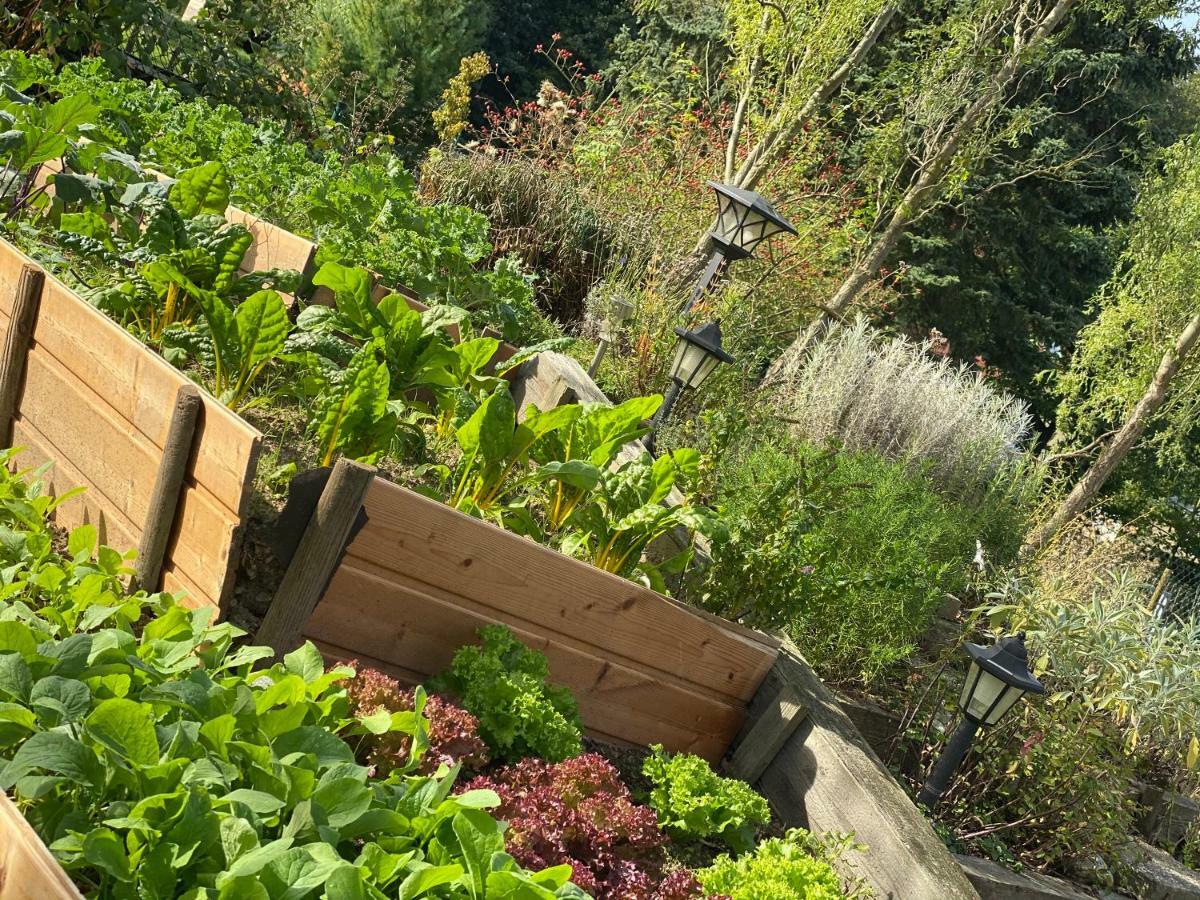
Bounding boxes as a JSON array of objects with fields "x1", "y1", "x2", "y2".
[
  {"x1": 300, "y1": 476, "x2": 779, "y2": 762},
  {"x1": 0, "y1": 240, "x2": 261, "y2": 609}
]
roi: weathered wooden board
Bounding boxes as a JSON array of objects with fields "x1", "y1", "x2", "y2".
[
  {"x1": 303, "y1": 477, "x2": 778, "y2": 760},
  {"x1": 0, "y1": 239, "x2": 261, "y2": 609},
  {"x1": 0, "y1": 792, "x2": 82, "y2": 900},
  {"x1": 226, "y1": 205, "x2": 316, "y2": 285},
  {"x1": 733, "y1": 644, "x2": 981, "y2": 899}
]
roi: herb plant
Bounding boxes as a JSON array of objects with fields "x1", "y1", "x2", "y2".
[
  {"x1": 643, "y1": 744, "x2": 771, "y2": 854},
  {"x1": 433, "y1": 625, "x2": 583, "y2": 764}
]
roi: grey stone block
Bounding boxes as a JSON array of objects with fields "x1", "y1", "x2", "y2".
[
  {"x1": 956, "y1": 854, "x2": 1094, "y2": 900},
  {"x1": 1119, "y1": 840, "x2": 1200, "y2": 900}
]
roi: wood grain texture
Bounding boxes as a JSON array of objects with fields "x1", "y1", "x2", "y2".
[
  {"x1": 304, "y1": 477, "x2": 777, "y2": 759},
  {"x1": 132, "y1": 384, "x2": 202, "y2": 593},
  {"x1": 0, "y1": 240, "x2": 261, "y2": 608},
  {"x1": 724, "y1": 685, "x2": 807, "y2": 784},
  {"x1": 226, "y1": 206, "x2": 316, "y2": 282},
  {"x1": 0, "y1": 792, "x2": 82, "y2": 900},
  {"x1": 0, "y1": 265, "x2": 42, "y2": 446},
  {"x1": 257, "y1": 459, "x2": 375, "y2": 654}
]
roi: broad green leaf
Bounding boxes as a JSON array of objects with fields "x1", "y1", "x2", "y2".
[
  {"x1": 87, "y1": 697, "x2": 160, "y2": 766},
  {"x1": 312, "y1": 262, "x2": 376, "y2": 333},
  {"x1": 234, "y1": 290, "x2": 289, "y2": 390},
  {"x1": 218, "y1": 837, "x2": 295, "y2": 882},
  {"x1": 0, "y1": 729, "x2": 101, "y2": 789},
  {"x1": 0, "y1": 621, "x2": 36, "y2": 658},
  {"x1": 456, "y1": 388, "x2": 515, "y2": 464},
  {"x1": 284, "y1": 642, "x2": 326, "y2": 683},
  {"x1": 0, "y1": 702, "x2": 36, "y2": 747},
  {"x1": 219, "y1": 789, "x2": 288, "y2": 815},
  {"x1": 68, "y1": 523, "x2": 96, "y2": 559},
  {"x1": 274, "y1": 726, "x2": 355, "y2": 767},
  {"x1": 452, "y1": 809, "x2": 506, "y2": 898},
  {"x1": 0, "y1": 651, "x2": 32, "y2": 701},
  {"x1": 172, "y1": 161, "x2": 230, "y2": 217},
  {"x1": 83, "y1": 827, "x2": 131, "y2": 881},
  {"x1": 30, "y1": 675, "x2": 91, "y2": 722},
  {"x1": 254, "y1": 673, "x2": 307, "y2": 713},
  {"x1": 398, "y1": 864, "x2": 465, "y2": 900},
  {"x1": 312, "y1": 777, "x2": 372, "y2": 828},
  {"x1": 40, "y1": 93, "x2": 97, "y2": 134},
  {"x1": 13, "y1": 124, "x2": 66, "y2": 169}
]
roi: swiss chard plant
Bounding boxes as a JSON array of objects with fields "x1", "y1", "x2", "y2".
[{"x1": 559, "y1": 449, "x2": 727, "y2": 590}]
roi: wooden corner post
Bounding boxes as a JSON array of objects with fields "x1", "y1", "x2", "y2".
[
  {"x1": 256, "y1": 458, "x2": 375, "y2": 655},
  {"x1": 130, "y1": 383, "x2": 203, "y2": 594},
  {"x1": 0, "y1": 265, "x2": 44, "y2": 447}
]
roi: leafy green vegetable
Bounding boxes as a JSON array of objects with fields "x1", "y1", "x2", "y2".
[
  {"x1": 643, "y1": 744, "x2": 770, "y2": 854},
  {"x1": 0, "y1": 462, "x2": 586, "y2": 900},
  {"x1": 433, "y1": 625, "x2": 583, "y2": 764}
]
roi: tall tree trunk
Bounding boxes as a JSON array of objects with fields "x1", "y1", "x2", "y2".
[
  {"x1": 763, "y1": 0, "x2": 1075, "y2": 387},
  {"x1": 1022, "y1": 314, "x2": 1200, "y2": 555}
]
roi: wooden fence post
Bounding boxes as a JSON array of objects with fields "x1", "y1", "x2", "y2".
[
  {"x1": 129, "y1": 384, "x2": 202, "y2": 594},
  {"x1": 256, "y1": 458, "x2": 375, "y2": 655},
  {"x1": 0, "y1": 265, "x2": 43, "y2": 447}
]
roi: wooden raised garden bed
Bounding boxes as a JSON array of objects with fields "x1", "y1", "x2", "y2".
[
  {"x1": 0, "y1": 791, "x2": 83, "y2": 900},
  {"x1": 0, "y1": 239, "x2": 260, "y2": 609},
  {"x1": 302, "y1": 475, "x2": 780, "y2": 762}
]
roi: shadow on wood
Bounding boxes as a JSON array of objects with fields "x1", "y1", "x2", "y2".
[{"x1": 729, "y1": 641, "x2": 980, "y2": 900}]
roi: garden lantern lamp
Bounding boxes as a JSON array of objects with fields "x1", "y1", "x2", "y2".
[
  {"x1": 588, "y1": 295, "x2": 635, "y2": 377},
  {"x1": 917, "y1": 632, "x2": 1045, "y2": 811},
  {"x1": 645, "y1": 321, "x2": 734, "y2": 454},
  {"x1": 683, "y1": 181, "x2": 797, "y2": 312}
]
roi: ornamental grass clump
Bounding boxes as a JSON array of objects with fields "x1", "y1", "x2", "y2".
[
  {"x1": 464, "y1": 753, "x2": 689, "y2": 900},
  {"x1": 343, "y1": 662, "x2": 489, "y2": 776},
  {"x1": 643, "y1": 744, "x2": 770, "y2": 853},
  {"x1": 776, "y1": 317, "x2": 1036, "y2": 500}
]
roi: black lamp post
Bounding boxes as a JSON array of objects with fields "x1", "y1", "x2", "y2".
[
  {"x1": 684, "y1": 181, "x2": 798, "y2": 312},
  {"x1": 917, "y1": 632, "x2": 1046, "y2": 811},
  {"x1": 645, "y1": 321, "x2": 734, "y2": 454}
]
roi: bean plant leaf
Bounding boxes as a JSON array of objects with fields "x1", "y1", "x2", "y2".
[{"x1": 0, "y1": 651, "x2": 32, "y2": 701}]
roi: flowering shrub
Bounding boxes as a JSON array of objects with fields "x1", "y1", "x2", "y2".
[
  {"x1": 343, "y1": 663, "x2": 489, "y2": 776},
  {"x1": 433, "y1": 624, "x2": 583, "y2": 763},
  {"x1": 697, "y1": 830, "x2": 846, "y2": 899},
  {"x1": 465, "y1": 754, "x2": 687, "y2": 899},
  {"x1": 643, "y1": 744, "x2": 771, "y2": 853}
]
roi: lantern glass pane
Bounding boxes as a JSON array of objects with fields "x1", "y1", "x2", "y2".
[
  {"x1": 688, "y1": 353, "x2": 722, "y2": 389},
  {"x1": 716, "y1": 195, "x2": 742, "y2": 242},
  {"x1": 672, "y1": 338, "x2": 711, "y2": 385},
  {"x1": 961, "y1": 662, "x2": 1024, "y2": 725}
]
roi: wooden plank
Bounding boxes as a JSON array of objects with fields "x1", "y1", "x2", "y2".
[
  {"x1": 132, "y1": 384, "x2": 202, "y2": 593},
  {"x1": 724, "y1": 685, "x2": 807, "y2": 783},
  {"x1": 744, "y1": 644, "x2": 981, "y2": 900},
  {"x1": 12, "y1": 417, "x2": 141, "y2": 557},
  {"x1": 306, "y1": 559, "x2": 741, "y2": 759},
  {"x1": 226, "y1": 206, "x2": 316, "y2": 281},
  {"x1": 32, "y1": 275, "x2": 258, "y2": 514},
  {"x1": 346, "y1": 478, "x2": 778, "y2": 701},
  {"x1": 257, "y1": 459, "x2": 375, "y2": 655},
  {"x1": 0, "y1": 792, "x2": 82, "y2": 900},
  {"x1": 16, "y1": 346, "x2": 239, "y2": 599},
  {"x1": 0, "y1": 265, "x2": 42, "y2": 446}
]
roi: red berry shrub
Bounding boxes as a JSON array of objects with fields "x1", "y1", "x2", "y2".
[
  {"x1": 464, "y1": 754, "x2": 703, "y2": 900},
  {"x1": 343, "y1": 663, "x2": 489, "y2": 776}
]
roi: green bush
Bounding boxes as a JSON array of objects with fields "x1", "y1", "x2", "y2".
[
  {"x1": 433, "y1": 625, "x2": 583, "y2": 763},
  {"x1": 698, "y1": 437, "x2": 997, "y2": 684},
  {"x1": 642, "y1": 744, "x2": 770, "y2": 853},
  {"x1": 696, "y1": 829, "x2": 846, "y2": 899}
]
